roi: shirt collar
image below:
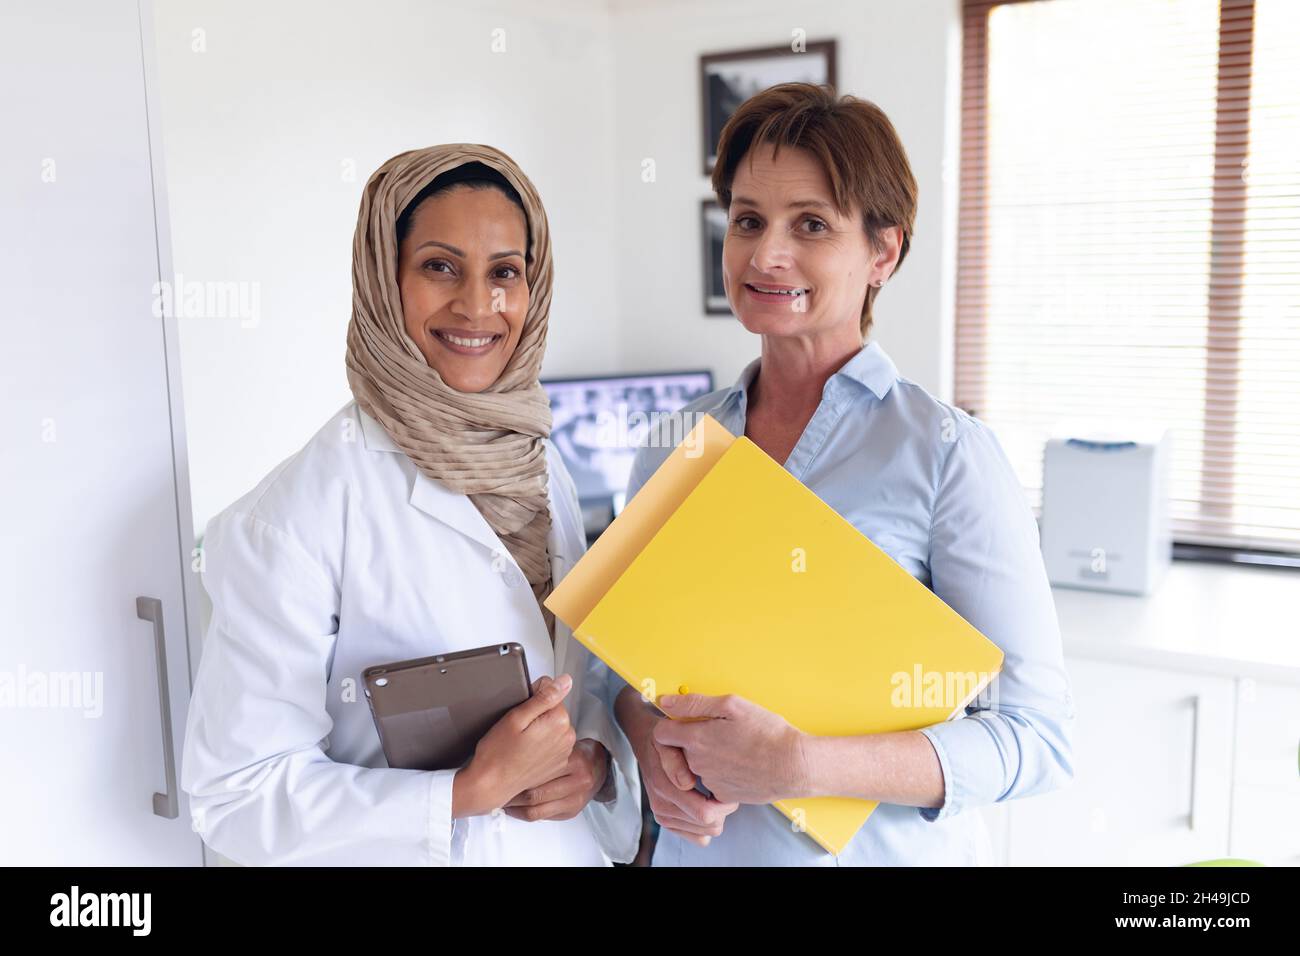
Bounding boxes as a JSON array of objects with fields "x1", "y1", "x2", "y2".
[{"x1": 723, "y1": 340, "x2": 899, "y2": 407}]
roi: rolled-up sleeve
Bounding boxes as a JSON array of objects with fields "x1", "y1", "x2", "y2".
[
  {"x1": 916, "y1": 416, "x2": 1076, "y2": 822},
  {"x1": 182, "y1": 510, "x2": 461, "y2": 865}
]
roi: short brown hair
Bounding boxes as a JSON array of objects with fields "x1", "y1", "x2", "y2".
[{"x1": 711, "y1": 83, "x2": 918, "y2": 337}]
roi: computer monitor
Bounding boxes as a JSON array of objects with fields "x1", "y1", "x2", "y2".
[{"x1": 542, "y1": 370, "x2": 714, "y2": 529}]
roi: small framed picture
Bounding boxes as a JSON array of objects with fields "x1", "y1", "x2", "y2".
[
  {"x1": 701, "y1": 199, "x2": 730, "y2": 316},
  {"x1": 700, "y1": 40, "x2": 838, "y2": 176}
]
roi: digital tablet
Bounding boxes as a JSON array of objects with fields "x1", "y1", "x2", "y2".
[{"x1": 362, "y1": 642, "x2": 532, "y2": 772}]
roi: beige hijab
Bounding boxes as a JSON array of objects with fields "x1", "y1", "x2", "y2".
[{"x1": 345, "y1": 144, "x2": 556, "y2": 641}]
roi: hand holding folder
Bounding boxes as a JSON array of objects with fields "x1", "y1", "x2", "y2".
[{"x1": 545, "y1": 414, "x2": 1004, "y2": 854}]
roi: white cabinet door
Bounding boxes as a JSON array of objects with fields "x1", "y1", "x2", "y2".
[
  {"x1": 0, "y1": 0, "x2": 202, "y2": 864},
  {"x1": 1230, "y1": 678, "x2": 1300, "y2": 866},
  {"x1": 1007, "y1": 658, "x2": 1234, "y2": 866}
]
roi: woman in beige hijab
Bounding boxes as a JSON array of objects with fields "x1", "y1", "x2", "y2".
[{"x1": 181, "y1": 145, "x2": 641, "y2": 867}]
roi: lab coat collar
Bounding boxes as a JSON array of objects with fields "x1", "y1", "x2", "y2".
[
  {"x1": 357, "y1": 404, "x2": 403, "y2": 453},
  {"x1": 411, "y1": 451, "x2": 575, "y2": 561},
  {"x1": 408, "y1": 456, "x2": 575, "y2": 565},
  {"x1": 409, "y1": 446, "x2": 576, "y2": 668},
  {"x1": 409, "y1": 469, "x2": 510, "y2": 557},
  {"x1": 357, "y1": 403, "x2": 572, "y2": 563},
  {"x1": 409, "y1": 464, "x2": 573, "y2": 671},
  {"x1": 353, "y1": 402, "x2": 575, "y2": 671}
]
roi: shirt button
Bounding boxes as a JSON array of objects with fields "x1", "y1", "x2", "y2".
[{"x1": 503, "y1": 567, "x2": 526, "y2": 588}]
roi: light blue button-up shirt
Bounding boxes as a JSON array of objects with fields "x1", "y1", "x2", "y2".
[{"x1": 607, "y1": 340, "x2": 1075, "y2": 866}]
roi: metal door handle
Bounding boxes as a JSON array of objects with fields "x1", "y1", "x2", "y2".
[{"x1": 137, "y1": 596, "x2": 178, "y2": 819}]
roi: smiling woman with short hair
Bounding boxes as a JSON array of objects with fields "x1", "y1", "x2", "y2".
[{"x1": 612, "y1": 83, "x2": 1076, "y2": 866}]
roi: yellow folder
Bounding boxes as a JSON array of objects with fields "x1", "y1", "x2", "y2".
[{"x1": 546, "y1": 414, "x2": 1004, "y2": 854}]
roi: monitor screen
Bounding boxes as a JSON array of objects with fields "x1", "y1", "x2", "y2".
[{"x1": 543, "y1": 370, "x2": 714, "y2": 509}]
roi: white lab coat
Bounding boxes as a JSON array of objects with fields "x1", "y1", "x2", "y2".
[{"x1": 181, "y1": 401, "x2": 642, "y2": 866}]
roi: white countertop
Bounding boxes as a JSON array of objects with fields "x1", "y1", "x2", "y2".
[{"x1": 1053, "y1": 560, "x2": 1300, "y2": 685}]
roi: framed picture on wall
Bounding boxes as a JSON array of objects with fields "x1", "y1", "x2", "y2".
[
  {"x1": 701, "y1": 199, "x2": 730, "y2": 315},
  {"x1": 700, "y1": 40, "x2": 838, "y2": 175}
]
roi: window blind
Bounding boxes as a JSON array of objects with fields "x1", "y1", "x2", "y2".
[{"x1": 956, "y1": 0, "x2": 1300, "y2": 553}]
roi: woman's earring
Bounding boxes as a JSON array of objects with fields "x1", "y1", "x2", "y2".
[{"x1": 873, "y1": 278, "x2": 885, "y2": 288}]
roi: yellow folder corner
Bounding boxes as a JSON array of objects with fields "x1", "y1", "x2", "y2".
[{"x1": 546, "y1": 414, "x2": 1004, "y2": 854}]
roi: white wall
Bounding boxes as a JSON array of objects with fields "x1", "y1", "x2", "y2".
[
  {"x1": 610, "y1": 0, "x2": 962, "y2": 397},
  {"x1": 154, "y1": 0, "x2": 621, "y2": 532},
  {"x1": 155, "y1": 0, "x2": 961, "y2": 533}
]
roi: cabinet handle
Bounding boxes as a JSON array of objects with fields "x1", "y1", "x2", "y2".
[
  {"x1": 136, "y1": 596, "x2": 179, "y2": 819},
  {"x1": 1186, "y1": 694, "x2": 1201, "y2": 831}
]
